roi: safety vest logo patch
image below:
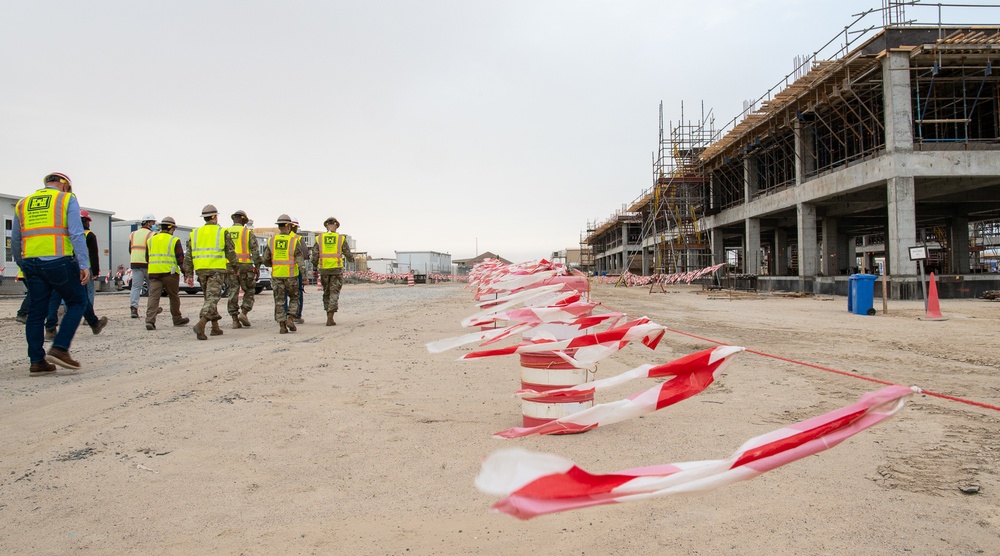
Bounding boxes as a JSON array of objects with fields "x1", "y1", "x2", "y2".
[{"x1": 27, "y1": 196, "x2": 52, "y2": 211}]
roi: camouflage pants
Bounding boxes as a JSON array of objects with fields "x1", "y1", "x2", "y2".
[
  {"x1": 196, "y1": 270, "x2": 226, "y2": 321},
  {"x1": 320, "y1": 272, "x2": 344, "y2": 313},
  {"x1": 272, "y1": 276, "x2": 300, "y2": 323},
  {"x1": 226, "y1": 266, "x2": 256, "y2": 316}
]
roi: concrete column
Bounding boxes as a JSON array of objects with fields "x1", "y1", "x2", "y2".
[
  {"x1": 821, "y1": 216, "x2": 839, "y2": 275},
  {"x1": 949, "y1": 216, "x2": 970, "y2": 273},
  {"x1": 744, "y1": 155, "x2": 758, "y2": 201},
  {"x1": 887, "y1": 176, "x2": 917, "y2": 276},
  {"x1": 745, "y1": 218, "x2": 761, "y2": 275},
  {"x1": 883, "y1": 50, "x2": 914, "y2": 152},
  {"x1": 793, "y1": 119, "x2": 815, "y2": 184},
  {"x1": 641, "y1": 246, "x2": 650, "y2": 275},
  {"x1": 774, "y1": 228, "x2": 789, "y2": 275},
  {"x1": 835, "y1": 232, "x2": 849, "y2": 275},
  {"x1": 711, "y1": 229, "x2": 725, "y2": 265},
  {"x1": 797, "y1": 203, "x2": 818, "y2": 277}
]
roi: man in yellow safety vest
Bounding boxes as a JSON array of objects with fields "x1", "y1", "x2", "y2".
[
  {"x1": 11, "y1": 172, "x2": 91, "y2": 374},
  {"x1": 225, "y1": 209, "x2": 262, "y2": 328},
  {"x1": 128, "y1": 213, "x2": 156, "y2": 318},
  {"x1": 144, "y1": 216, "x2": 191, "y2": 330},
  {"x1": 310, "y1": 216, "x2": 354, "y2": 326},
  {"x1": 183, "y1": 204, "x2": 237, "y2": 340},
  {"x1": 263, "y1": 214, "x2": 307, "y2": 334}
]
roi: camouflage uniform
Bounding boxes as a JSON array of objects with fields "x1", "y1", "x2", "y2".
[
  {"x1": 311, "y1": 234, "x2": 354, "y2": 313},
  {"x1": 225, "y1": 228, "x2": 262, "y2": 318},
  {"x1": 183, "y1": 230, "x2": 237, "y2": 322},
  {"x1": 263, "y1": 233, "x2": 307, "y2": 324}
]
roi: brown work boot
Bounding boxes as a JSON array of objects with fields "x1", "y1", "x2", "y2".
[
  {"x1": 91, "y1": 316, "x2": 109, "y2": 335},
  {"x1": 44, "y1": 328, "x2": 56, "y2": 340},
  {"x1": 193, "y1": 317, "x2": 209, "y2": 340},
  {"x1": 174, "y1": 317, "x2": 190, "y2": 326},
  {"x1": 326, "y1": 312, "x2": 336, "y2": 326},
  {"x1": 232, "y1": 315, "x2": 243, "y2": 329},
  {"x1": 45, "y1": 347, "x2": 81, "y2": 370},
  {"x1": 279, "y1": 321, "x2": 288, "y2": 334},
  {"x1": 30, "y1": 361, "x2": 58, "y2": 375},
  {"x1": 286, "y1": 317, "x2": 297, "y2": 332},
  {"x1": 238, "y1": 310, "x2": 251, "y2": 327},
  {"x1": 210, "y1": 319, "x2": 224, "y2": 336},
  {"x1": 130, "y1": 306, "x2": 139, "y2": 319}
]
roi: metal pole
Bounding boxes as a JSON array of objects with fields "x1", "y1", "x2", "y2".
[{"x1": 918, "y1": 259, "x2": 928, "y2": 311}]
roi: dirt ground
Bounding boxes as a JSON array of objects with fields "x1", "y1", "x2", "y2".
[{"x1": 1, "y1": 281, "x2": 997, "y2": 555}]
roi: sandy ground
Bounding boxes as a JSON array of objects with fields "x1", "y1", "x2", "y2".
[{"x1": 0, "y1": 281, "x2": 998, "y2": 555}]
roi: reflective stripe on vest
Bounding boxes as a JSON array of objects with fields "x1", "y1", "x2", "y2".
[
  {"x1": 270, "y1": 234, "x2": 299, "y2": 278},
  {"x1": 147, "y1": 233, "x2": 180, "y2": 274},
  {"x1": 130, "y1": 228, "x2": 152, "y2": 263},
  {"x1": 227, "y1": 225, "x2": 252, "y2": 264},
  {"x1": 191, "y1": 224, "x2": 227, "y2": 271},
  {"x1": 15, "y1": 187, "x2": 73, "y2": 259},
  {"x1": 318, "y1": 232, "x2": 344, "y2": 269}
]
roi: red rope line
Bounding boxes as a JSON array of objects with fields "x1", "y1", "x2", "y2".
[{"x1": 666, "y1": 328, "x2": 1000, "y2": 413}]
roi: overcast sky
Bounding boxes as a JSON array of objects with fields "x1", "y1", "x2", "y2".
[{"x1": 3, "y1": 1, "x2": 998, "y2": 262}]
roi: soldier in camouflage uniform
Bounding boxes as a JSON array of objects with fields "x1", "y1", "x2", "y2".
[
  {"x1": 183, "y1": 204, "x2": 238, "y2": 340},
  {"x1": 225, "y1": 209, "x2": 262, "y2": 328},
  {"x1": 310, "y1": 216, "x2": 354, "y2": 326},
  {"x1": 263, "y1": 214, "x2": 307, "y2": 334}
]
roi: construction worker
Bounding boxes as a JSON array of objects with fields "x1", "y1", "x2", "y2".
[
  {"x1": 128, "y1": 213, "x2": 156, "y2": 318},
  {"x1": 264, "y1": 214, "x2": 306, "y2": 334},
  {"x1": 283, "y1": 216, "x2": 306, "y2": 323},
  {"x1": 225, "y1": 209, "x2": 262, "y2": 328},
  {"x1": 311, "y1": 216, "x2": 354, "y2": 326},
  {"x1": 11, "y1": 172, "x2": 90, "y2": 374},
  {"x1": 144, "y1": 216, "x2": 191, "y2": 330},
  {"x1": 183, "y1": 204, "x2": 237, "y2": 340},
  {"x1": 79, "y1": 210, "x2": 109, "y2": 334}
]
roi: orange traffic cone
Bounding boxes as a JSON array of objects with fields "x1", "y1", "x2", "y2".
[{"x1": 919, "y1": 272, "x2": 948, "y2": 321}]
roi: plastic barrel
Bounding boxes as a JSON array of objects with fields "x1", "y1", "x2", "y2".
[{"x1": 518, "y1": 350, "x2": 594, "y2": 432}]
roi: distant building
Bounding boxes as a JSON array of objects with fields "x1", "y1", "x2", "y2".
[
  {"x1": 367, "y1": 257, "x2": 397, "y2": 275},
  {"x1": 453, "y1": 251, "x2": 511, "y2": 274}
]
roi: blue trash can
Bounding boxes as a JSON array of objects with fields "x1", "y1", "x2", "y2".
[{"x1": 849, "y1": 274, "x2": 877, "y2": 316}]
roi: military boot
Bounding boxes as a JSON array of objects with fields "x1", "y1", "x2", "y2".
[
  {"x1": 238, "y1": 310, "x2": 251, "y2": 328},
  {"x1": 326, "y1": 312, "x2": 336, "y2": 326},
  {"x1": 286, "y1": 317, "x2": 297, "y2": 332},
  {"x1": 210, "y1": 319, "x2": 224, "y2": 336},
  {"x1": 193, "y1": 317, "x2": 209, "y2": 340},
  {"x1": 279, "y1": 321, "x2": 288, "y2": 334},
  {"x1": 232, "y1": 315, "x2": 243, "y2": 329}
]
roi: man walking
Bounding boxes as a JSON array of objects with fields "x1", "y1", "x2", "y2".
[
  {"x1": 183, "y1": 204, "x2": 237, "y2": 340},
  {"x1": 283, "y1": 216, "x2": 306, "y2": 324},
  {"x1": 225, "y1": 209, "x2": 262, "y2": 328},
  {"x1": 264, "y1": 214, "x2": 307, "y2": 334},
  {"x1": 311, "y1": 216, "x2": 354, "y2": 326},
  {"x1": 12, "y1": 172, "x2": 90, "y2": 374},
  {"x1": 128, "y1": 214, "x2": 156, "y2": 318},
  {"x1": 144, "y1": 216, "x2": 191, "y2": 330}
]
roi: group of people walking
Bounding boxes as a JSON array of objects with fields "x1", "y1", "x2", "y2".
[{"x1": 12, "y1": 172, "x2": 353, "y2": 375}]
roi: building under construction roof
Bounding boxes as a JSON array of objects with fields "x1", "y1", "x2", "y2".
[{"x1": 585, "y1": 3, "x2": 1000, "y2": 298}]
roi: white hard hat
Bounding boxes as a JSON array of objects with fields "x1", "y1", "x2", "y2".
[{"x1": 141, "y1": 213, "x2": 156, "y2": 223}]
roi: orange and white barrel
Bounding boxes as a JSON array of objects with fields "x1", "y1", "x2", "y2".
[{"x1": 519, "y1": 350, "x2": 593, "y2": 431}]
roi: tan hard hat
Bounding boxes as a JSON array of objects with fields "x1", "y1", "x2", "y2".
[
  {"x1": 201, "y1": 204, "x2": 218, "y2": 217},
  {"x1": 232, "y1": 209, "x2": 247, "y2": 218},
  {"x1": 324, "y1": 216, "x2": 340, "y2": 226},
  {"x1": 159, "y1": 216, "x2": 177, "y2": 227},
  {"x1": 275, "y1": 214, "x2": 292, "y2": 225}
]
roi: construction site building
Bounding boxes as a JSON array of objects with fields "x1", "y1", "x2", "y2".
[{"x1": 585, "y1": 5, "x2": 1000, "y2": 298}]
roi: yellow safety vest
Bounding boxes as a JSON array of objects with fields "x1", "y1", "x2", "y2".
[
  {"x1": 129, "y1": 227, "x2": 153, "y2": 264},
  {"x1": 15, "y1": 187, "x2": 73, "y2": 259},
  {"x1": 318, "y1": 232, "x2": 344, "y2": 270},
  {"x1": 270, "y1": 233, "x2": 299, "y2": 278},
  {"x1": 147, "y1": 233, "x2": 180, "y2": 274},
  {"x1": 190, "y1": 224, "x2": 227, "y2": 271},
  {"x1": 227, "y1": 225, "x2": 252, "y2": 264}
]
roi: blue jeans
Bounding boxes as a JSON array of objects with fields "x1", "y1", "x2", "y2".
[
  {"x1": 45, "y1": 280, "x2": 98, "y2": 329},
  {"x1": 20, "y1": 257, "x2": 87, "y2": 363},
  {"x1": 129, "y1": 267, "x2": 148, "y2": 309}
]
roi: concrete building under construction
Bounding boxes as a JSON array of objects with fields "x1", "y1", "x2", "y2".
[{"x1": 584, "y1": 4, "x2": 1000, "y2": 298}]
